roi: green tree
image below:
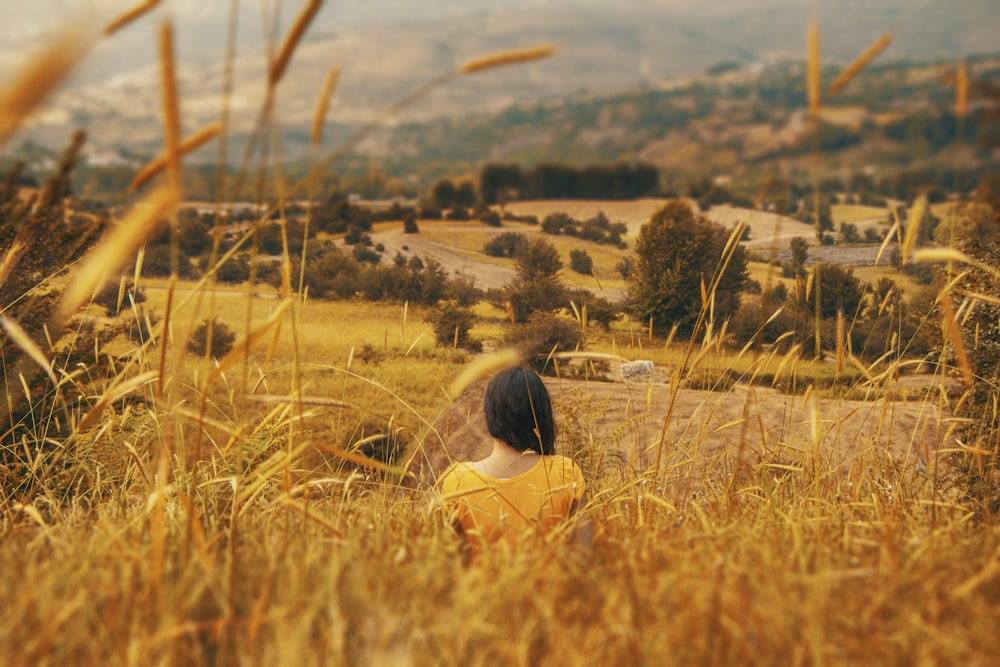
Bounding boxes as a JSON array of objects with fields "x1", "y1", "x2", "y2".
[
  {"x1": 629, "y1": 200, "x2": 748, "y2": 336},
  {"x1": 790, "y1": 236, "x2": 809, "y2": 267},
  {"x1": 497, "y1": 237, "x2": 567, "y2": 322},
  {"x1": 431, "y1": 179, "x2": 456, "y2": 210},
  {"x1": 515, "y1": 237, "x2": 562, "y2": 281},
  {"x1": 806, "y1": 262, "x2": 865, "y2": 319}
]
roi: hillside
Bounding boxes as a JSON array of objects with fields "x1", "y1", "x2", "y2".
[{"x1": 8, "y1": 0, "x2": 1000, "y2": 165}]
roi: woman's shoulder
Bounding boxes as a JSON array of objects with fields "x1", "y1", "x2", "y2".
[
  {"x1": 436, "y1": 461, "x2": 476, "y2": 491},
  {"x1": 543, "y1": 455, "x2": 584, "y2": 479}
]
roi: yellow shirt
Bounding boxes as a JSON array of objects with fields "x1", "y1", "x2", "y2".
[{"x1": 437, "y1": 455, "x2": 585, "y2": 552}]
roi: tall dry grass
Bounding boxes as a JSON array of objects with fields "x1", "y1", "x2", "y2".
[{"x1": 0, "y1": 6, "x2": 997, "y2": 666}]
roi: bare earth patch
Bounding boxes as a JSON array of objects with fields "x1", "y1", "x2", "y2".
[{"x1": 408, "y1": 370, "x2": 947, "y2": 487}]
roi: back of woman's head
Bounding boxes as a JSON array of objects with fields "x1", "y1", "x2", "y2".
[{"x1": 483, "y1": 367, "x2": 555, "y2": 455}]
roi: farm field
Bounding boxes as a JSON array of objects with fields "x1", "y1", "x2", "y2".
[{"x1": 2, "y1": 2, "x2": 999, "y2": 665}]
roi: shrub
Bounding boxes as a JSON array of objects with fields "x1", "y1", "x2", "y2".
[
  {"x1": 430, "y1": 302, "x2": 479, "y2": 351},
  {"x1": 93, "y1": 280, "x2": 146, "y2": 316},
  {"x1": 502, "y1": 276, "x2": 567, "y2": 323},
  {"x1": 569, "y1": 249, "x2": 594, "y2": 275},
  {"x1": 352, "y1": 245, "x2": 381, "y2": 265},
  {"x1": 187, "y1": 318, "x2": 236, "y2": 359},
  {"x1": 863, "y1": 227, "x2": 884, "y2": 242},
  {"x1": 806, "y1": 262, "x2": 866, "y2": 320},
  {"x1": 483, "y1": 232, "x2": 526, "y2": 258},
  {"x1": 177, "y1": 212, "x2": 212, "y2": 256},
  {"x1": 446, "y1": 271, "x2": 483, "y2": 306},
  {"x1": 305, "y1": 248, "x2": 361, "y2": 299},
  {"x1": 840, "y1": 222, "x2": 860, "y2": 243},
  {"x1": 567, "y1": 289, "x2": 621, "y2": 330},
  {"x1": 446, "y1": 206, "x2": 470, "y2": 222},
  {"x1": 505, "y1": 312, "x2": 582, "y2": 373},
  {"x1": 479, "y1": 210, "x2": 502, "y2": 227},
  {"x1": 216, "y1": 253, "x2": 251, "y2": 283},
  {"x1": 141, "y1": 244, "x2": 200, "y2": 279},
  {"x1": 616, "y1": 257, "x2": 633, "y2": 279},
  {"x1": 344, "y1": 226, "x2": 364, "y2": 245},
  {"x1": 403, "y1": 210, "x2": 419, "y2": 234}
]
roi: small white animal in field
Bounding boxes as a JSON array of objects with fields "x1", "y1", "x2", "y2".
[{"x1": 619, "y1": 360, "x2": 654, "y2": 382}]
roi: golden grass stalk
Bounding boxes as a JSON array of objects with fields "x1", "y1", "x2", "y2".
[
  {"x1": 235, "y1": 437, "x2": 314, "y2": 509},
  {"x1": 312, "y1": 442, "x2": 405, "y2": 476},
  {"x1": 156, "y1": 276, "x2": 174, "y2": 397},
  {"x1": 159, "y1": 20, "x2": 181, "y2": 190},
  {"x1": 280, "y1": 498, "x2": 344, "y2": 537},
  {"x1": 270, "y1": 0, "x2": 324, "y2": 87},
  {"x1": 913, "y1": 248, "x2": 974, "y2": 265},
  {"x1": 0, "y1": 28, "x2": 89, "y2": 147},
  {"x1": 900, "y1": 194, "x2": 928, "y2": 263},
  {"x1": 103, "y1": 0, "x2": 161, "y2": 36},
  {"x1": 875, "y1": 218, "x2": 901, "y2": 266},
  {"x1": 460, "y1": 44, "x2": 556, "y2": 75},
  {"x1": 828, "y1": 34, "x2": 892, "y2": 96},
  {"x1": 446, "y1": 348, "x2": 522, "y2": 400},
  {"x1": 938, "y1": 292, "x2": 973, "y2": 386},
  {"x1": 57, "y1": 184, "x2": 178, "y2": 322},
  {"x1": 128, "y1": 124, "x2": 221, "y2": 191},
  {"x1": 206, "y1": 299, "x2": 292, "y2": 386},
  {"x1": 0, "y1": 316, "x2": 56, "y2": 385},
  {"x1": 806, "y1": 19, "x2": 821, "y2": 117},
  {"x1": 956, "y1": 61, "x2": 968, "y2": 119},
  {"x1": 74, "y1": 371, "x2": 159, "y2": 433},
  {"x1": 835, "y1": 309, "x2": 844, "y2": 375},
  {"x1": 311, "y1": 66, "x2": 340, "y2": 149},
  {"x1": 247, "y1": 395, "x2": 356, "y2": 409},
  {"x1": 0, "y1": 241, "x2": 24, "y2": 290}
]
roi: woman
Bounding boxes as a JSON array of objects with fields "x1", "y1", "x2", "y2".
[{"x1": 437, "y1": 367, "x2": 588, "y2": 554}]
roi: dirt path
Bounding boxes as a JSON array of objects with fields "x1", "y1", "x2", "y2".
[
  {"x1": 409, "y1": 370, "x2": 947, "y2": 487},
  {"x1": 367, "y1": 226, "x2": 517, "y2": 291},
  {"x1": 364, "y1": 201, "x2": 894, "y2": 298}
]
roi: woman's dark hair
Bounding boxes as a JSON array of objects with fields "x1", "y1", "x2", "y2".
[{"x1": 483, "y1": 367, "x2": 555, "y2": 455}]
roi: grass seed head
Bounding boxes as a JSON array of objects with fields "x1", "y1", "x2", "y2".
[
  {"x1": 828, "y1": 33, "x2": 892, "y2": 96},
  {"x1": 270, "y1": 0, "x2": 324, "y2": 87},
  {"x1": 0, "y1": 27, "x2": 89, "y2": 147},
  {"x1": 103, "y1": 0, "x2": 161, "y2": 36},
  {"x1": 460, "y1": 44, "x2": 556, "y2": 75}
]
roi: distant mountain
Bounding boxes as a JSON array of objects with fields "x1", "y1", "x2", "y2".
[{"x1": 5, "y1": 0, "x2": 999, "y2": 158}]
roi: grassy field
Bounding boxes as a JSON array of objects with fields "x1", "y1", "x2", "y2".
[{"x1": 1, "y1": 6, "x2": 998, "y2": 666}]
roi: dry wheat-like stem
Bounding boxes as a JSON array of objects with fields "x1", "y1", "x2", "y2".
[
  {"x1": 129, "y1": 124, "x2": 221, "y2": 190},
  {"x1": 159, "y1": 20, "x2": 181, "y2": 191},
  {"x1": 248, "y1": 395, "x2": 357, "y2": 409},
  {"x1": 310, "y1": 66, "x2": 340, "y2": 149},
  {"x1": 828, "y1": 34, "x2": 892, "y2": 96},
  {"x1": 445, "y1": 348, "x2": 523, "y2": 401},
  {"x1": 206, "y1": 299, "x2": 293, "y2": 387},
  {"x1": 806, "y1": 19, "x2": 821, "y2": 117},
  {"x1": 103, "y1": 0, "x2": 161, "y2": 36},
  {"x1": 270, "y1": 0, "x2": 324, "y2": 87},
  {"x1": 956, "y1": 61, "x2": 969, "y2": 119},
  {"x1": 0, "y1": 315, "x2": 56, "y2": 385},
  {"x1": 460, "y1": 45, "x2": 556, "y2": 75},
  {"x1": 74, "y1": 371, "x2": 159, "y2": 434},
  {"x1": 0, "y1": 241, "x2": 24, "y2": 292},
  {"x1": 900, "y1": 194, "x2": 928, "y2": 263},
  {"x1": 57, "y1": 184, "x2": 178, "y2": 322},
  {"x1": 937, "y1": 292, "x2": 973, "y2": 387},
  {"x1": 0, "y1": 28, "x2": 89, "y2": 147}
]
